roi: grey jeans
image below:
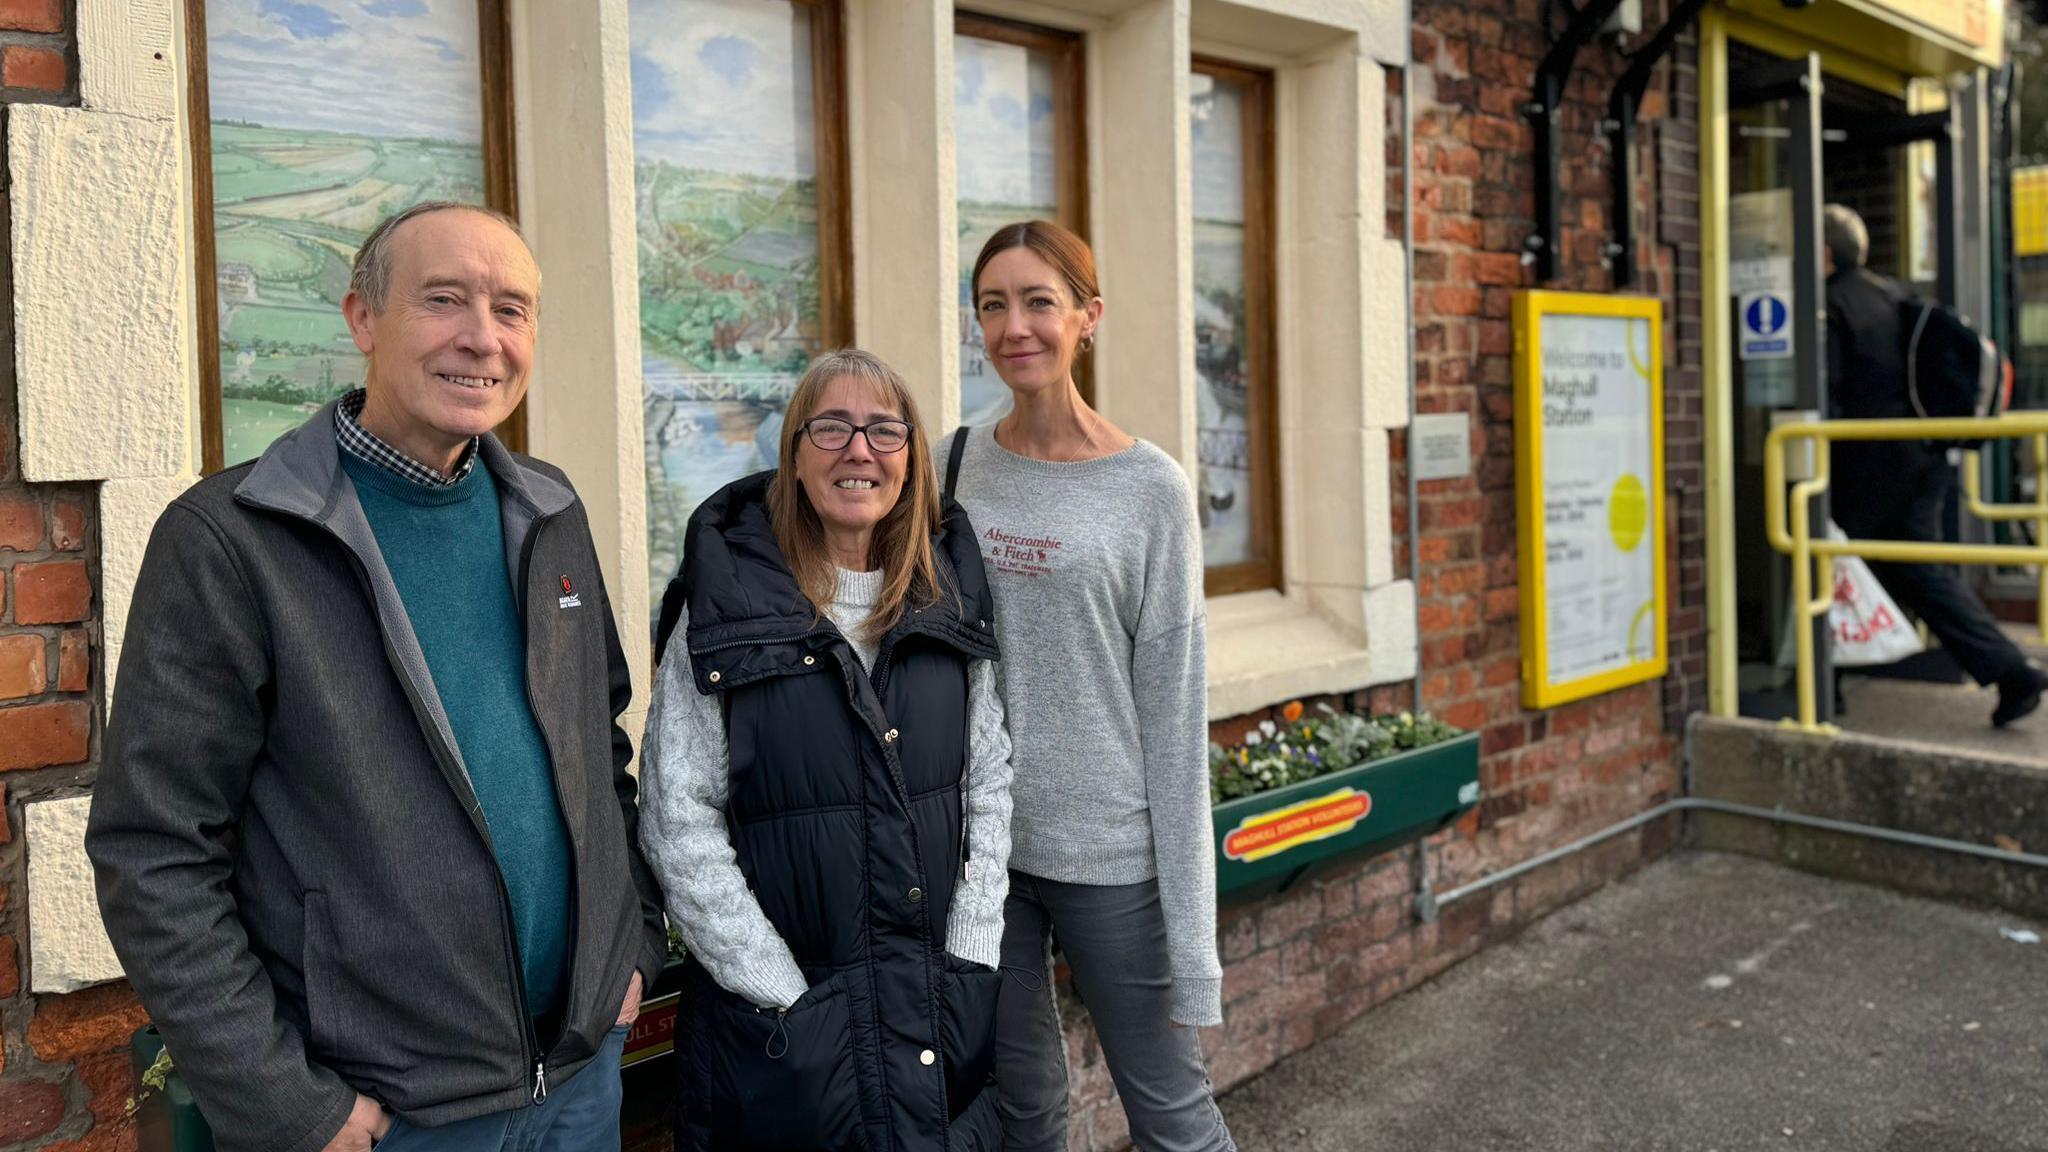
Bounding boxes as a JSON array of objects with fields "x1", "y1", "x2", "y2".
[{"x1": 995, "y1": 872, "x2": 1236, "y2": 1152}]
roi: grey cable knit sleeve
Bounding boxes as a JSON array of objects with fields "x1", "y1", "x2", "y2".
[
  {"x1": 944, "y1": 659, "x2": 1014, "y2": 968},
  {"x1": 637, "y1": 607, "x2": 809, "y2": 1010}
]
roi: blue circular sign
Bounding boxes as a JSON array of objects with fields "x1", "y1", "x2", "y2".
[{"x1": 1745, "y1": 294, "x2": 1788, "y2": 337}]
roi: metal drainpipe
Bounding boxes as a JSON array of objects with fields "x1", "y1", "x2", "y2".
[
  {"x1": 1401, "y1": 8, "x2": 1435, "y2": 918},
  {"x1": 1417, "y1": 796, "x2": 2048, "y2": 919}
]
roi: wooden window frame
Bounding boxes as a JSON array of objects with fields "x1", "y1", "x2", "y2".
[
  {"x1": 1192, "y1": 56, "x2": 1279, "y2": 598},
  {"x1": 186, "y1": 0, "x2": 522, "y2": 474},
  {"x1": 953, "y1": 11, "x2": 1090, "y2": 403},
  {"x1": 798, "y1": 0, "x2": 856, "y2": 352}
]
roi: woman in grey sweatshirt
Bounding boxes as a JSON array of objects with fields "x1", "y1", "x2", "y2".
[{"x1": 952, "y1": 221, "x2": 1236, "y2": 1152}]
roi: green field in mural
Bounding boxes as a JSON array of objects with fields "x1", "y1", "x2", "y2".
[{"x1": 210, "y1": 121, "x2": 485, "y2": 465}]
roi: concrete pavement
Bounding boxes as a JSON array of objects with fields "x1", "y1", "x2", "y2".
[{"x1": 1220, "y1": 851, "x2": 2048, "y2": 1151}]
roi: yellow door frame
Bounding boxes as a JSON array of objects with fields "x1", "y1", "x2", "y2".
[{"x1": 1699, "y1": 4, "x2": 1933, "y2": 715}]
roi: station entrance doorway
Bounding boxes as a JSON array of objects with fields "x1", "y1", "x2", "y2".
[{"x1": 1724, "y1": 39, "x2": 1962, "y2": 722}]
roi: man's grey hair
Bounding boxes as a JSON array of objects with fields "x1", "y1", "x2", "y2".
[
  {"x1": 348, "y1": 200, "x2": 528, "y2": 312},
  {"x1": 1822, "y1": 203, "x2": 1868, "y2": 272}
]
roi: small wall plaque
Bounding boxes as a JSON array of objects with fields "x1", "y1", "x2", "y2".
[{"x1": 1412, "y1": 413, "x2": 1472, "y2": 482}]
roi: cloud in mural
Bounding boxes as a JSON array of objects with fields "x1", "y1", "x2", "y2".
[
  {"x1": 261, "y1": 0, "x2": 346, "y2": 39},
  {"x1": 629, "y1": 0, "x2": 814, "y2": 179},
  {"x1": 206, "y1": 0, "x2": 484, "y2": 142},
  {"x1": 953, "y1": 36, "x2": 1057, "y2": 207}
]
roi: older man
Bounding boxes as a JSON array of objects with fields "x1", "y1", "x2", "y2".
[{"x1": 89, "y1": 202, "x2": 668, "y2": 1152}]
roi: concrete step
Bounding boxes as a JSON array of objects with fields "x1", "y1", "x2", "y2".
[{"x1": 1689, "y1": 714, "x2": 2048, "y2": 919}]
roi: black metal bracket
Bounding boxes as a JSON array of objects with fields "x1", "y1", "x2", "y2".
[
  {"x1": 1606, "y1": 0, "x2": 1711, "y2": 286},
  {"x1": 1526, "y1": 0, "x2": 1629, "y2": 282}
]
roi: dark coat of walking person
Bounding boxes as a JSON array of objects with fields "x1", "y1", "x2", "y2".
[
  {"x1": 1824, "y1": 202, "x2": 2047, "y2": 726},
  {"x1": 639, "y1": 349, "x2": 1016, "y2": 1151},
  {"x1": 87, "y1": 203, "x2": 669, "y2": 1152},
  {"x1": 948, "y1": 220, "x2": 1237, "y2": 1152}
]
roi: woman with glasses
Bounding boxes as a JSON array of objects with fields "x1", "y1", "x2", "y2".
[
  {"x1": 944, "y1": 221, "x2": 1235, "y2": 1152},
  {"x1": 640, "y1": 348, "x2": 1015, "y2": 1151}
]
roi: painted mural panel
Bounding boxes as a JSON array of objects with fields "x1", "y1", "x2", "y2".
[
  {"x1": 205, "y1": 0, "x2": 489, "y2": 467},
  {"x1": 1191, "y1": 70, "x2": 1251, "y2": 569},
  {"x1": 954, "y1": 33, "x2": 1060, "y2": 428},
  {"x1": 632, "y1": 0, "x2": 828, "y2": 611}
]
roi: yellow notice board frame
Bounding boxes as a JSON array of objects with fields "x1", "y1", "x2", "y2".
[{"x1": 1513, "y1": 291, "x2": 1668, "y2": 709}]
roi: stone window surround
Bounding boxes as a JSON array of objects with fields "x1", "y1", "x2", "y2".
[{"x1": 514, "y1": 0, "x2": 1414, "y2": 721}]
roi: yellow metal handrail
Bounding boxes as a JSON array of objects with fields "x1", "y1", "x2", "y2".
[
  {"x1": 1764, "y1": 414, "x2": 2048, "y2": 731},
  {"x1": 1959, "y1": 436, "x2": 2048, "y2": 647}
]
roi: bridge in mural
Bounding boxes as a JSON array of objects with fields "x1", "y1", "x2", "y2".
[
  {"x1": 644, "y1": 366, "x2": 801, "y2": 404},
  {"x1": 1199, "y1": 426, "x2": 1250, "y2": 471}
]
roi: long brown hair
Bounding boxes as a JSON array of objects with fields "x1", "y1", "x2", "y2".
[
  {"x1": 766, "y1": 349, "x2": 942, "y2": 642},
  {"x1": 971, "y1": 219, "x2": 1100, "y2": 305}
]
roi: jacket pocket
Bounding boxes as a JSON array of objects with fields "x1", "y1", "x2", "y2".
[
  {"x1": 301, "y1": 891, "x2": 405, "y2": 1078},
  {"x1": 698, "y1": 973, "x2": 863, "y2": 1150},
  {"x1": 937, "y1": 952, "x2": 1001, "y2": 1119}
]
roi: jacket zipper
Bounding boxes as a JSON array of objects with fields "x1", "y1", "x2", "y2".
[
  {"x1": 516, "y1": 509, "x2": 579, "y2": 1104},
  {"x1": 321, "y1": 531, "x2": 542, "y2": 1103}
]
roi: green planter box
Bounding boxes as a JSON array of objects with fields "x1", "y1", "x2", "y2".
[
  {"x1": 1211, "y1": 731, "x2": 1481, "y2": 903},
  {"x1": 132, "y1": 1026, "x2": 214, "y2": 1152}
]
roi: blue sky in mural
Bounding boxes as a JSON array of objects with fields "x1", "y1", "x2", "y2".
[
  {"x1": 630, "y1": 0, "x2": 814, "y2": 179},
  {"x1": 206, "y1": 0, "x2": 482, "y2": 141},
  {"x1": 954, "y1": 36, "x2": 1057, "y2": 206},
  {"x1": 1191, "y1": 73, "x2": 1245, "y2": 223}
]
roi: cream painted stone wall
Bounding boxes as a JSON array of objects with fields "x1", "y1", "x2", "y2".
[
  {"x1": 510, "y1": 0, "x2": 652, "y2": 710},
  {"x1": 25, "y1": 797, "x2": 122, "y2": 993},
  {"x1": 848, "y1": 0, "x2": 961, "y2": 433},
  {"x1": 78, "y1": 0, "x2": 179, "y2": 118},
  {"x1": 9, "y1": 107, "x2": 191, "y2": 483},
  {"x1": 100, "y1": 476, "x2": 196, "y2": 701}
]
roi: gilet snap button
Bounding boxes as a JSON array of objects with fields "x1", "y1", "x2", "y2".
[
  {"x1": 919, "y1": 1049, "x2": 935, "y2": 1066},
  {"x1": 907, "y1": 887, "x2": 924, "y2": 903},
  {"x1": 708, "y1": 671, "x2": 721, "y2": 683},
  {"x1": 884, "y1": 728, "x2": 899, "y2": 743},
  {"x1": 803, "y1": 655, "x2": 816, "y2": 666}
]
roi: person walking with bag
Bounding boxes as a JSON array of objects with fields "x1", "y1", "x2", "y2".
[
  {"x1": 640, "y1": 348, "x2": 1015, "y2": 1151},
  {"x1": 946, "y1": 220, "x2": 1236, "y2": 1152},
  {"x1": 1823, "y1": 203, "x2": 2046, "y2": 726}
]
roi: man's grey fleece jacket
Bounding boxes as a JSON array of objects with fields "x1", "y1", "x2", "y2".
[{"x1": 86, "y1": 408, "x2": 669, "y2": 1152}]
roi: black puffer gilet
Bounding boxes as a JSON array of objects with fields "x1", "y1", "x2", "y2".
[{"x1": 657, "y1": 471, "x2": 1003, "y2": 1152}]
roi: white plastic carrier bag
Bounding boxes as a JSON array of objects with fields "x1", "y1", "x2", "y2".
[{"x1": 1777, "y1": 521, "x2": 1925, "y2": 668}]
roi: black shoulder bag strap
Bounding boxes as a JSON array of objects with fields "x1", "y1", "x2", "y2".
[
  {"x1": 943, "y1": 424, "x2": 974, "y2": 872},
  {"x1": 944, "y1": 426, "x2": 970, "y2": 503}
]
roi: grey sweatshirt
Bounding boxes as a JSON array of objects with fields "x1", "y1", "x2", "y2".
[
  {"x1": 639, "y1": 566, "x2": 1015, "y2": 1009},
  {"x1": 950, "y1": 424, "x2": 1222, "y2": 1026}
]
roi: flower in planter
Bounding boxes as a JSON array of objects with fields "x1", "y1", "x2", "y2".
[{"x1": 1208, "y1": 702, "x2": 1463, "y2": 804}]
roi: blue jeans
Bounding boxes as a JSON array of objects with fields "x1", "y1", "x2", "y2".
[{"x1": 373, "y1": 1024, "x2": 629, "y2": 1152}]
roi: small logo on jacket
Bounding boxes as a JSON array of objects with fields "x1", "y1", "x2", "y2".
[{"x1": 558, "y1": 574, "x2": 582, "y2": 609}]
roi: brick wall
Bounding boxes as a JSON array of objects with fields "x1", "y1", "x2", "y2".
[
  {"x1": 0, "y1": 0, "x2": 71, "y2": 104},
  {"x1": 0, "y1": 4, "x2": 143, "y2": 1149},
  {"x1": 1056, "y1": 0, "x2": 1707, "y2": 1144}
]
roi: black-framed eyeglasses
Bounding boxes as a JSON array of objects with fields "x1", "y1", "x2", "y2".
[{"x1": 801, "y1": 417, "x2": 913, "y2": 454}]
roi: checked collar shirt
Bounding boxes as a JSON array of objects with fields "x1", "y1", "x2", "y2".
[{"x1": 333, "y1": 388, "x2": 480, "y2": 487}]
